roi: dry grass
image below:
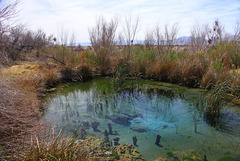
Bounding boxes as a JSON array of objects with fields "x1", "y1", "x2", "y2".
[
  {"x1": 0, "y1": 79, "x2": 42, "y2": 158},
  {"x1": 22, "y1": 129, "x2": 89, "y2": 161},
  {"x1": 181, "y1": 55, "x2": 208, "y2": 87},
  {"x1": 0, "y1": 62, "x2": 45, "y2": 79},
  {"x1": 0, "y1": 62, "x2": 62, "y2": 159}
]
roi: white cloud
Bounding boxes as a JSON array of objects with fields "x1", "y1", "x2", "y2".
[{"x1": 14, "y1": 0, "x2": 240, "y2": 43}]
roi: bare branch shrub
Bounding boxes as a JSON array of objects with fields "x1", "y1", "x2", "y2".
[
  {"x1": 69, "y1": 30, "x2": 76, "y2": 52},
  {"x1": 0, "y1": 0, "x2": 19, "y2": 25},
  {"x1": 154, "y1": 23, "x2": 179, "y2": 54},
  {"x1": 89, "y1": 16, "x2": 118, "y2": 55},
  {"x1": 0, "y1": 25, "x2": 52, "y2": 62},
  {"x1": 57, "y1": 25, "x2": 69, "y2": 63},
  {"x1": 164, "y1": 23, "x2": 179, "y2": 53},
  {"x1": 234, "y1": 20, "x2": 240, "y2": 41},
  {"x1": 144, "y1": 29, "x2": 155, "y2": 50},
  {"x1": 190, "y1": 23, "x2": 208, "y2": 52},
  {"x1": 123, "y1": 15, "x2": 140, "y2": 57},
  {"x1": 155, "y1": 25, "x2": 164, "y2": 55}
]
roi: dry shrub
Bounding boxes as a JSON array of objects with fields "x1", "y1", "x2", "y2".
[
  {"x1": 201, "y1": 64, "x2": 219, "y2": 89},
  {"x1": 146, "y1": 61, "x2": 159, "y2": 80},
  {"x1": 146, "y1": 58, "x2": 178, "y2": 82},
  {"x1": 73, "y1": 63, "x2": 92, "y2": 82},
  {"x1": 98, "y1": 54, "x2": 120, "y2": 76},
  {"x1": 61, "y1": 63, "x2": 92, "y2": 82},
  {"x1": 60, "y1": 67, "x2": 72, "y2": 81},
  {"x1": 168, "y1": 60, "x2": 182, "y2": 83},
  {"x1": 99, "y1": 56, "x2": 112, "y2": 76},
  {"x1": 42, "y1": 68, "x2": 61, "y2": 88},
  {"x1": 157, "y1": 60, "x2": 172, "y2": 82},
  {"x1": 131, "y1": 60, "x2": 147, "y2": 77},
  {"x1": 137, "y1": 62, "x2": 147, "y2": 76},
  {"x1": 182, "y1": 55, "x2": 207, "y2": 87},
  {"x1": 146, "y1": 58, "x2": 183, "y2": 83}
]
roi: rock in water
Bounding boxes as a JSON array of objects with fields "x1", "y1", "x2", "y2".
[
  {"x1": 83, "y1": 121, "x2": 90, "y2": 128},
  {"x1": 133, "y1": 136, "x2": 138, "y2": 146},
  {"x1": 155, "y1": 134, "x2": 161, "y2": 146},
  {"x1": 107, "y1": 115, "x2": 131, "y2": 126},
  {"x1": 130, "y1": 124, "x2": 149, "y2": 133},
  {"x1": 107, "y1": 123, "x2": 113, "y2": 135},
  {"x1": 92, "y1": 122, "x2": 100, "y2": 132},
  {"x1": 162, "y1": 125, "x2": 168, "y2": 130}
]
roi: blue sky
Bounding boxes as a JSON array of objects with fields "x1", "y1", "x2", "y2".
[{"x1": 12, "y1": 0, "x2": 240, "y2": 42}]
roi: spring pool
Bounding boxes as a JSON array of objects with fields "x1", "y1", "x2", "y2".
[{"x1": 42, "y1": 78, "x2": 240, "y2": 160}]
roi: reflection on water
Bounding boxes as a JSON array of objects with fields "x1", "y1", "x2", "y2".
[{"x1": 43, "y1": 78, "x2": 240, "y2": 161}]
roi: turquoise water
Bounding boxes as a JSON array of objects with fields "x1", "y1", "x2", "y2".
[{"x1": 42, "y1": 78, "x2": 240, "y2": 161}]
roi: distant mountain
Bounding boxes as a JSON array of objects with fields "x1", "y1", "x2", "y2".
[
  {"x1": 69, "y1": 35, "x2": 237, "y2": 47},
  {"x1": 80, "y1": 42, "x2": 92, "y2": 46}
]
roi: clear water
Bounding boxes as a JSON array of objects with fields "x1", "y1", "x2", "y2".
[{"x1": 42, "y1": 78, "x2": 240, "y2": 161}]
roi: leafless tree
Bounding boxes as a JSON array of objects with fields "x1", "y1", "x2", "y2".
[
  {"x1": 190, "y1": 23, "x2": 208, "y2": 52},
  {"x1": 69, "y1": 30, "x2": 76, "y2": 52},
  {"x1": 57, "y1": 25, "x2": 69, "y2": 63},
  {"x1": 155, "y1": 25, "x2": 164, "y2": 55},
  {"x1": 144, "y1": 29, "x2": 155, "y2": 50},
  {"x1": 0, "y1": 0, "x2": 19, "y2": 26},
  {"x1": 234, "y1": 20, "x2": 240, "y2": 41},
  {"x1": 89, "y1": 16, "x2": 118, "y2": 55},
  {"x1": 0, "y1": 24, "x2": 52, "y2": 62},
  {"x1": 154, "y1": 23, "x2": 179, "y2": 54},
  {"x1": 0, "y1": 0, "x2": 19, "y2": 63},
  {"x1": 164, "y1": 23, "x2": 179, "y2": 54},
  {"x1": 123, "y1": 15, "x2": 140, "y2": 57}
]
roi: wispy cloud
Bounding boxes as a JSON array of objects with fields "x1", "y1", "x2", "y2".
[{"x1": 16, "y1": 0, "x2": 240, "y2": 42}]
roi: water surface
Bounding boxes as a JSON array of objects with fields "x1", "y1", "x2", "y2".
[{"x1": 43, "y1": 78, "x2": 240, "y2": 160}]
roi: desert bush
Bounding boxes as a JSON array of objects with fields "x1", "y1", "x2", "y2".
[
  {"x1": 144, "y1": 29, "x2": 155, "y2": 50},
  {"x1": 0, "y1": 25, "x2": 53, "y2": 63},
  {"x1": 207, "y1": 41, "x2": 240, "y2": 69},
  {"x1": 190, "y1": 23, "x2": 208, "y2": 52},
  {"x1": 154, "y1": 23, "x2": 179, "y2": 55},
  {"x1": 89, "y1": 16, "x2": 118, "y2": 55},
  {"x1": 134, "y1": 48, "x2": 157, "y2": 63},
  {"x1": 123, "y1": 14, "x2": 140, "y2": 57}
]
